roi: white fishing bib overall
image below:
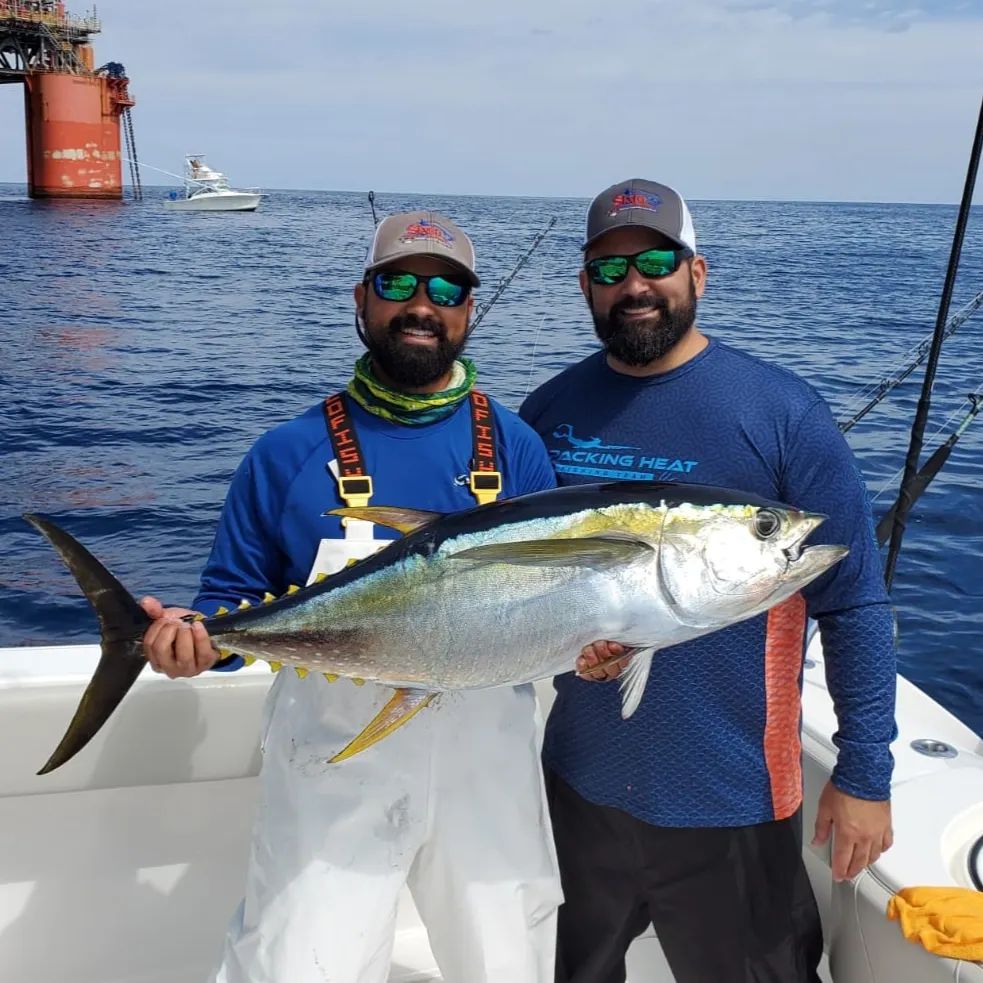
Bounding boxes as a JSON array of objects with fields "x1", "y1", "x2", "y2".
[{"x1": 213, "y1": 514, "x2": 561, "y2": 983}]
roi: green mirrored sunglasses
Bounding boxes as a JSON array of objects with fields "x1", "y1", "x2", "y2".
[
  {"x1": 372, "y1": 271, "x2": 470, "y2": 307},
  {"x1": 585, "y1": 247, "x2": 692, "y2": 286}
]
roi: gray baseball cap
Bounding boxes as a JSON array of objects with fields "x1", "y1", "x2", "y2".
[
  {"x1": 583, "y1": 179, "x2": 697, "y2": 254},
  {"x1": 364, "y1": 210, "x2": 480, "y2": 286}
]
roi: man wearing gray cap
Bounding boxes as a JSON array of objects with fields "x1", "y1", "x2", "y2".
[
  {"x1": 521, "y1": 180, "x2": 896, "y2": 982},
  {"x1": 139, "y1": 210, "x2": 563, "y2": 983}
]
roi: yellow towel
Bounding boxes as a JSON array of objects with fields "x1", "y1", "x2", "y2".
[{"x1": 887, "y1": 886, "x2": 983, "y2": 961}]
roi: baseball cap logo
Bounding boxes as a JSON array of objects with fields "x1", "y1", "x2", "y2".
[
  {"x1": 400, "y1": 220, "x2": 455, "y2": 248},
  {"x1": 609, "y1": 189, "x2": 661, "y2": 216}
]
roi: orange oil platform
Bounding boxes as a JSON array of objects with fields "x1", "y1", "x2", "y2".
[{"x1": 0, "y1": 1, "x2": 141, "y2": 199}]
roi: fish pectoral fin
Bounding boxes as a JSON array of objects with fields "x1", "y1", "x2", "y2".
[
  {"x1": 324, "y1": 506, "x2": 443, "y2": 535},
  {"x1": 329, "y1": 688, "x2": 438, "y2": 763},
  {"x1": 448, "y1": 537, "x2": 652, "y2": 571},
  {"x1": 619, "y1": 647, "x2": 656, "y2": 719}
]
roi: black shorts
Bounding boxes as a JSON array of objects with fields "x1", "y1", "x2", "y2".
[{"x1": 546, "y1": 770, "x2": 824, "y2": 983}]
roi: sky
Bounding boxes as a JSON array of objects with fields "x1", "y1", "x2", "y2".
[{"x1": 0, "y1": 0, "x2": 981, "y2": 202}]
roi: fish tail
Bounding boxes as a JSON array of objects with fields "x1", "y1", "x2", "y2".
[{"x1": 24, "y1": 513, "x2": 152, "y2": 775}]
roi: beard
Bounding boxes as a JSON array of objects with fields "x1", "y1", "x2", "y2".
[
  {"x1": 591, "y1": 281, "x2": 697, "y2": 367},
  {"x1": 363, "y1": 312, "x2": 467, "y2": 388}
]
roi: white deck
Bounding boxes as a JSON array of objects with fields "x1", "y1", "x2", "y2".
[{"x1": 0, "y1": 639, "x2": 980, "y2": 982}]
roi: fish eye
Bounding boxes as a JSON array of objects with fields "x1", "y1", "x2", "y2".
[{"x1": 753, "y1": 509, "x2": 782, "y2": 540}]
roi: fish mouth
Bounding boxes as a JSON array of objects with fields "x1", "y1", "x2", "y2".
[
  {"x1": 783, "y1": 543, "x2": 803, "y2": 563},
  {"x1": 779, "y1": 513, "x2": 847, "y2": 576},
  {"x1": 782, "y1": 512, "x2": 825, "y2": 565},
  {"x1": 784, "y1": 543, "x2": 849, "y2": 577}
]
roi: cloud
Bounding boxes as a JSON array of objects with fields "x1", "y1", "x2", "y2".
[
  {"x1": 726, "y1": 0, "x2": 979, "y2": 30},
  {"x1": 0, "y1": 0, "x2": 980, "y2": 202}
]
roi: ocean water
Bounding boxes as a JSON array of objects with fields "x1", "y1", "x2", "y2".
[{"x1": 0, "y1": 185, "x2": 981, "y2": 737}]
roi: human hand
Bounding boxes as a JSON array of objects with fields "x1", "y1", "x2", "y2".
[
  {"x1": 812, "y1": 780, "x2": 893, "y2": 881},
  {"x1": 140, "y1": 595, "x2": 218, "y2": 678},
  {"x1": 575, "y1": 640, "x2": 631, "y2": 682}
]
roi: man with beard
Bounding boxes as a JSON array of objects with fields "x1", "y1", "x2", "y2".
[
  {"x1": 139, "y1": 211, "x2": 563, "y2": 983},
  {"x1": 520, "y1": 179, "x2": 896, "y2": 983}
]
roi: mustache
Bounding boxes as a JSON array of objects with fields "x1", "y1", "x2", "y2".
[
  {"x1": 611, "y1": 293, "x2": 668, "y2": 319},
  {"x1": 389, "y1": 313, "x2": 446, "y2": 338}
]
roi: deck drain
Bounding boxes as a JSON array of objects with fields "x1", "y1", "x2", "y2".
[{"x1": 910, "y1": 738, "x2": 957, "y2": 759}]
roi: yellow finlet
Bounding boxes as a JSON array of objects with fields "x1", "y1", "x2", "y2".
[
  {"x1": 268, "y1": 661, "x2": 282, "y2": 673},
  {"x1": 314, "y1": 572, "x2": 328, "y2": 583},
  {"x1": 218, "y1": 648, "x2": 233, "y2": 658},
  {"x1": 352, "y1": 677, "x2": 366, "y2": 686},
  {"x1": 263, "y1": 592, "x2": 276, "y2": 603},
  {"x1": 287, "y1": 584, "x2": 301, "y2": 594},
  {"x1": 323, "y1": 673, "x2": 338, "y2": 682},
  {"x1": 330, "y1": 689, "x2": 437, "y2": 763},
  {"x1": 192, "y1": 612, "x2": 206, "y2": 621},
  {"x1": 215, "y1": 606, "x2": 230, "y2": 616},
  {"x1": 295, "y1": 667, "x2": 309, "y2": 679},
  {"x1": 242, "y1": 656, "x2": 256, "y2": 666},
  {"x1": 238, "y1": 599, "x2": 251, "y2": 609}
]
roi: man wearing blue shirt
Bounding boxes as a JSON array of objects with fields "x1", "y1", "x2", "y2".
[
  {"x1": 141, "y1": 211, "x2": 562, "y2": 983},
  {"x1": 520, "y1": 179, "x2": 896, "y2": 983}
]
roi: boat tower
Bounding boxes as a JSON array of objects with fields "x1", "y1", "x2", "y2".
[{"x1": 0, "y1": 1, "x2": 140, "y2": 199}]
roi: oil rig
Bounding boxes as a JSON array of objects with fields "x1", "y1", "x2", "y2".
[{"x1": 0, "y1": 1, "x2": 140, "y2": 199}]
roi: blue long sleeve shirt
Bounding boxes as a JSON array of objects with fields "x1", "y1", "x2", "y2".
[
  {"x1": 193, "y1": 395, "x2": 557, "y2": 666},
  {"x1": 520, "y1": 338, "x2": 897, "y2": 827}
]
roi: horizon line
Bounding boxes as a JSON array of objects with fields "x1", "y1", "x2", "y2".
[{"x1": 0, "y1": 179, "x2": 976, "y2": 209}]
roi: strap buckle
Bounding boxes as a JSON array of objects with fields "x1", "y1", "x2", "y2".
[
  {"x1": 338, "y1": 475, "x2": 374, "y2": 509},
  {"x1": 469, "y1": 470, "x2": 502, "y2": 506}
]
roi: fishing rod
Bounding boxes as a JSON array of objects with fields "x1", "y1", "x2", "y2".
[
  {"x1": 838, "y1": 286, "x2": 983, "y2": 434},
  {"x1": 471, "y1": 216, "x2": 557, "y2": 332},
  {"x1": 883, "y1": 95, "x2": 983, "y2": 591},
  {"x1": 875, "y1": 388, "x2": 983, "y2": 547},
  {"x1": 367, "y1": 190, "x2": 379, "y2": 227}
]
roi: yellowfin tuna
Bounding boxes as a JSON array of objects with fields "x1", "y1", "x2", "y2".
[{"x1": 24, "y1": 481, "x2": 846, "y2": 773}]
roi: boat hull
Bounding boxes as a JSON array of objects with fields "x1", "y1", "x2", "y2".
[
  {"x1": 163, "y1": 192, "x2": 262, "y2": 212},
  {"x1": 0, "y1": 635, "x2": 980, "y2": 982}
]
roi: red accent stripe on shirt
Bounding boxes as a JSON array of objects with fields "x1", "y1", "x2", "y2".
[{"x1": 764, "y1": 593, "x2": 807, "y2": 819}]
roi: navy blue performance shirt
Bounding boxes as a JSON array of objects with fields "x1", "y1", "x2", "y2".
[{"x1": 521, "y1": 337, "x2": 897, "y2": 828}]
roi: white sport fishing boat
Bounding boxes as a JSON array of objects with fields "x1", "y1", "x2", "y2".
[
  {"x1": 0, "y1": 638, "x2": 980, "y2": 982},
  {"x1": 163, "y1": 155, "x2": 263, "y2": 212}
]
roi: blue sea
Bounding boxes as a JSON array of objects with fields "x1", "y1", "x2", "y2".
[{"x1": 1, "y1": 185, "x2": 981, "y2": 737}]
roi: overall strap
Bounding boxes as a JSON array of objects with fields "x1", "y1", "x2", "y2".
[
  {"x1": 322, "y1": 389, "x2": 502, "y2": 511},
  {"x1": 468, "y1": 390, "x2": 502, "y2": 506},
  {"x1": 323, "y1": 393, "x2": 373, "y2": 507}
]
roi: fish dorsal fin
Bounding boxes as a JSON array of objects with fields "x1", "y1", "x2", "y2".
[
  {"x1": 327, "y1": 506, "x2": 442, "y2": 535},
  {"x1": 448, "y1": 536, "x2": 652, "y2": 572},
  {"x1": 619, "y1": 647, "x2": 656, "y2": 719},
  {"x1": 330, "y1": 688, "x2": 438, "y2": 762}
]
